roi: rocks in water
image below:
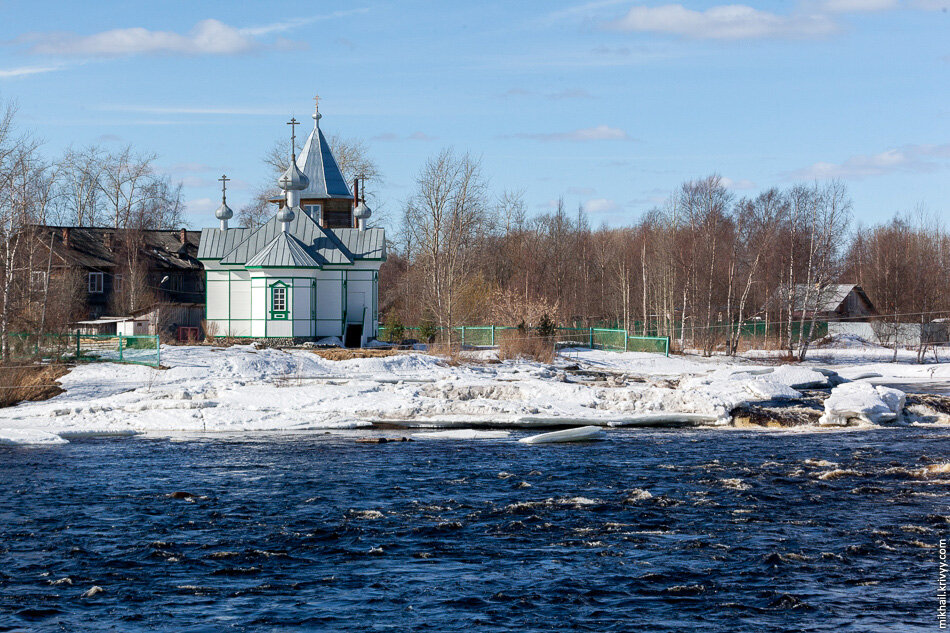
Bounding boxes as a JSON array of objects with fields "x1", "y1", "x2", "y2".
[
  {"x1": 81, "y1": 586, "x2": 103, "y2": 598},
  {"x1": 731, "y1": 397, "x2": 825, "y2": 427},
  {"x1": 905, "y1": 394, "x2": 950, "y2": 424},
  {"x1": 355, "y1": 437, "x2": 412, "y2": 444},
  {"x1": 167, "y1": 491, "x2": 201, "y2": 501}
]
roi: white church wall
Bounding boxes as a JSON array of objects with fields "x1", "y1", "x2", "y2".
[
  {"x1": 293, "y1": 280, "x2": 313, "y2": 337},
  {"x1": 315, "y1": 271, "x2": 343, "y2": 338},
  {"x1": 206, "y1": 278, "x2": 229, "y2": 320},
  {"x1": 230, "y1": 272, "x2": 251, "y2": 321},
  {"x1": 250, "y1": 278, "x2": 266, "y2": 337}
]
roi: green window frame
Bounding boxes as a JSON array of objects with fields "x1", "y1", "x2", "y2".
[{"x1": 270, "y1": 281, "x2": 289, "y2": 320}]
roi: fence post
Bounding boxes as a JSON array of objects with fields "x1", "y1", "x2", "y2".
[
  {"x1": 155, "y1": 335, "x2": 161, "y2": 368},
  {"x1": 588, "y1": 327, "x2": 593, "y2": 349},
  {"x1": 491, "y1": 325, "x2": 495, "y2": 347},
  {"x1": 624, "y1": 332, "x2": 628, "y2": 352},
  {"x1": 75, "y1": 331, "x2": 80, "y2": 360},
  {"x1": 118, "y1": 333, "x2": 124, "y2": 362},
  {"x1": 665, "y1": 336, "x2": 670, "y2": 357}
]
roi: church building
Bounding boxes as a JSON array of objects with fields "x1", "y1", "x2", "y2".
[{"x1": 197, "y1": 100, "x2": 385, "y2": 346}]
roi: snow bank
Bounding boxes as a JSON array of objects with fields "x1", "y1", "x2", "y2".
[
  {"x1": 819, "y1": 382, "x2": 906, "y2": 426},
  {"x1": 0, "y1": 428, "x2": 68, "y2": 446},
  {"x1": 0, "y1": 342, "x2": 943, "y2": 440}
]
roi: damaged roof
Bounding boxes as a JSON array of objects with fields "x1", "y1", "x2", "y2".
[{"x1": 29, "y1": 225, "x2": 202, "y2": 271}]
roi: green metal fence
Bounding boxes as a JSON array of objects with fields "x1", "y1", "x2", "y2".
[
  {"x1": 379, "y1": 325, "x2": 670, "y2": 357},
  {"x1": 76, "y1": 334, "x2": 161, "y2": 367},
  {"x1": 5, "y1": 332, "x2": 161, "y2": 368},
  {"x1": 8, "y1": 333, "x2": 78, "y2": 363}
]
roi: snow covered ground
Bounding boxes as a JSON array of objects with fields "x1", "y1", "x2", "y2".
[{"x1": 1, "y1": 340, "x2": 948, "y2": 445}]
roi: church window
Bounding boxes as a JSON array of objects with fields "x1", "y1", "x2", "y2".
[
  {"x1": 304, "y1": 204, "x2": 322, "y2": 221},
  {"x1": 271, "y1": 283, "x2": 289, "y2": 319}
]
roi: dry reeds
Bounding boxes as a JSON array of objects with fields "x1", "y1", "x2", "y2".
[
  {"x1": 0, "y1": 364, "x2": 68, "y2": 408},
  {"x1": 497, "y1": 331, "x2": 556, "y2": 364},
  {"x1": 312, "y1": 348, "x2": 403, "y2": 361}
]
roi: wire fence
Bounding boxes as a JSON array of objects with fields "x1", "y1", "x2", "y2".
[
  {"x1": 7, "y1": 332, "x2": 161, "y2": 368},
  {"x1": 378, "y1": 325, "x2": 670, "y2": 356}
]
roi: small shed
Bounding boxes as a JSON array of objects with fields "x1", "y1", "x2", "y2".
[
  {"x1": 73, "y1": 317, "x2": 127, "y2": 335},
  {"x1": 117, "y1": 317, "x2": 150, "y2": 337},
  {"x1": 767, "y1": 284, "x2": 877, "y2": 321}
]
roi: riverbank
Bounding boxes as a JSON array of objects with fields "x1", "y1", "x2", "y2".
[{"x1": 1, "y1": 341, "x2": 949, "y2": 445}]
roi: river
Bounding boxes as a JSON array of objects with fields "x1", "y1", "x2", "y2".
[{"x1": 1, "y1": 427, "x2": 948, "y2": 632}]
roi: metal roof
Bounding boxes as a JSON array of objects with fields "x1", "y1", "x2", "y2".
[
  {"x1": 332, "y1": 228, "x2": 386, "y2": 260},
  {"x1": 767, "y1": 284, "x2": 875, "y2": 314},
  {"x1": 197, "y1": 227, "x2": 253, "y2": 260},
  {"x1": 246, "y1": 232, "x2": 322, "y2": 268},
  {"x1": 295, "y1": 121, "x2": 352, "y2": 199},
  {"x1": 205, "y1": 208, "x2": 385, "y2": 267}
]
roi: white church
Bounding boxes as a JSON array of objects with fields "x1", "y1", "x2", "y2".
[{"x1": 198, "y1": 100, "x2": 385, "y2": 346}]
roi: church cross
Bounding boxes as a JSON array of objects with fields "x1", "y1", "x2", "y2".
[
  {"x1": 287, "y1": 117, "x2": 300, "y2": 155},
  {"x1": 218, "y1": 174, "x2": 230, "y2": 201},
  {"x1": 313, "y1": 95, "x2": 320, "y2": 112}
]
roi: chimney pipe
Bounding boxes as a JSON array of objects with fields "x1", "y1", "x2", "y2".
[
  {"x1": 61, "y1": 227, "x2": 69, "y2": 249},
  {"x1": 179, "y1": 228, "x2": 187, "y2": 244},
  {"x1": 353, "y1": 177, "x2": 360, "y2": 229}
]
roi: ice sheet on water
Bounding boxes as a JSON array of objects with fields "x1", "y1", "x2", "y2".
[
  {"x1": 819, "y1": 382, "x2": 906, "y2": 426},
  {"x1": 0, "y1": 428, "x2": 68, "y2": 446}
]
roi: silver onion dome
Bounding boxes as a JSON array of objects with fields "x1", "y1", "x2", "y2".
[
  {"x1": 278, "y1": 161, "x2": 309, "y2": 192},
  {"x1": 277, "y1": 205, "x2": 296, "y2": 223},
  {"x1": 354, "y1": 201, "x2": 372, "y2": 220},
  {"x1": 215, "y1": 201, "x2": 234, "y2": 221}
]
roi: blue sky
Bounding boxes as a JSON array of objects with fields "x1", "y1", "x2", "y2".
[{"x1": 0, "y1": 0, "x2": 947, "y2": 229}]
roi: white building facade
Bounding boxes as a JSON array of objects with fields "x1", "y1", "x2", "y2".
[{"x1": 198, "y1": 102, "x2": 384, "y2": 346}]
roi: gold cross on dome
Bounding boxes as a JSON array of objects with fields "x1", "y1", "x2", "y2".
[{"x1": 313, "y1": 95, "x2": 320, "y2": 111}]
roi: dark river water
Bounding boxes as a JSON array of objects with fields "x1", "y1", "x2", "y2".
[{"x1": 1, "y1": 427, "x2": 948, "y2": 632}]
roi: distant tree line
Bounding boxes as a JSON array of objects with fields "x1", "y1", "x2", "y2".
[{"x1": 381, "y1": 149, "x2": 950, "y2": 359}]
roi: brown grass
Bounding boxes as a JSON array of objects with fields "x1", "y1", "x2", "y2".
[
  {"x1": 0, "y1": 364, "x2": 69, "y2": 408},
  {"x1": 425, "y1": 341, "x2": 464, "y2": 365},
  {"x1": 312, "y1": 348, "x2": 404, "y2": 361},
  {"x1": 497, "y1": 332, "x2": 556, "y2": 364}
]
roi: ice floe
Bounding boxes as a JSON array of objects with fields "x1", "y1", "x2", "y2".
[{"x1": 819, "y1": 382, "x2": 906, "y2": 426}]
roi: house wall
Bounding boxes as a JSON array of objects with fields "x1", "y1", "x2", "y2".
[{"x1": 202, "y1": 263, "x2": 380, "y2": 343}]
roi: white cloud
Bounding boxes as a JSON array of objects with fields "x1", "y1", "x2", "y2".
[
  {"x1": 819, "y1": 0, "x2": 896, "y2": 11},
  {"x1": 510, "y1": 125, "x2": 632, "y2": 142},
  {"x1": 0, "y1": 64, "x2": 64, "y2": 78},
  {"x1": 790, "y1": 143, "x2": 950, "y2": 179},
  {"x1": 30, "y1": 19, "x2": 259, "y2": 57},
  {"x1": 817, "y1": 0, "x2": 899, "y2": 12},
  {"x1": 606, "y1": 4, "x2": 838, "y2": 39},
  {"x1": 241, "y1": 9, "x2": 369, "y2": 37},
  {"x1": 582, "y1": 197, "x2": 623, "y2": 214}
]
